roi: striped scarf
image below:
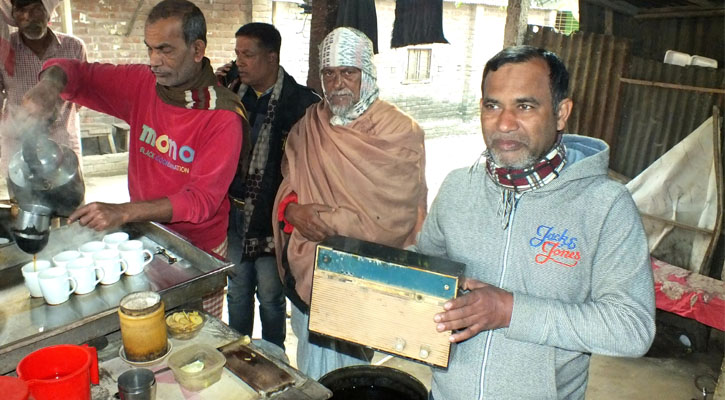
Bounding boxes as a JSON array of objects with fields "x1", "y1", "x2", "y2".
[
  {"x1": 236, "y1": 66, "x2": 285, "y2": 258},
  {"x1": 155, "y1": 57, "x2": 246, "y2": 118},
  {"x1": 483, "y1": 138, "x2": 567, "y2": 229}
]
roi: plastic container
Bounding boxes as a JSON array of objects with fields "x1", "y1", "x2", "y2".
[
  {"x1": 663, "y1": 50, "x2": 691, "y2": 67},
  {"x1": 167, "y1": 344, "x2": 226, "y2": 392},
  {"x1": 0, "y1": 376, "x2": 30, "y2": 400},
  {"x1": 165, "y1": 309, "x2": 205, "y2": 340},
  {"x1": 16, "y1": 344, "x2": 100, "y2": 400},
  {"x1": 690, "y1": 55, "x2": 718, "y2": 68}
]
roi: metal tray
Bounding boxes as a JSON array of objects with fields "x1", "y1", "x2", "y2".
[{"x1": 0, "y1": 221, "x2": 232, "y2": 374}]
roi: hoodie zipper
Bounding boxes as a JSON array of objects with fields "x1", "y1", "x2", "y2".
[{"x1": 478, "y1": 192, "x2": 521, "y2": 400}]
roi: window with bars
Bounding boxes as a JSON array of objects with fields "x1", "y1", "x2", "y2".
[
  {"x1": 555, "y1": 11, "x2": 579, "y2": 35},
  {"x1": 405, "y1": 48, "x2": 432, "y2": 83}
]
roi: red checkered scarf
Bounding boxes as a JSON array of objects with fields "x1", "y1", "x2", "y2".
[
  {"x1": 484, "y1": 137, "x2": 567, "y2": 229},
  {"x1": 485, "y1": 138, "x2": 567, "y2": 192}
]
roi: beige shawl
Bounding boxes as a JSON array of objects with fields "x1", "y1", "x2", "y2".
[{"x1": 272, "y1": 99, "x2": 427, "y2": 306}]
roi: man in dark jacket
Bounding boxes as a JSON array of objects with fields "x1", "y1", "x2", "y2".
[{"x1": 217, "y1": 22, "x2": 320, "y2": 349}]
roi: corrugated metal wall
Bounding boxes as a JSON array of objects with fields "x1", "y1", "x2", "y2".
[
  {"x1": 524, "y1": 26, "x2": 724, "y2": 178},
  {"x1": 579, "y1": 2, "x2": 724, "y2": 66},
  {"x1": 524, "y1": 26, "x2": 630, "y2": 151},
  {"x1": 614, "y1": 58, "x2": 725, "y2": 177}
]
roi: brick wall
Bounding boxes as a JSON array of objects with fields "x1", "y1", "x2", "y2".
[
  {"x1": 65, "y1": 0, "x2": 249, "y2": 66},
  {"x1": 46, "y1": 0, "x2": 560, "y2": 160},
  {"x1": 48, "y1": 0, "x2": 252, "y2": 157},
  {"x1": 272, "y1": 1, "x2": 312, "y2": 86}
]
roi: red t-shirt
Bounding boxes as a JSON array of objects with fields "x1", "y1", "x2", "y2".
[{"x1": 44, "y1": 60, "x2": 243, "y2": 253}]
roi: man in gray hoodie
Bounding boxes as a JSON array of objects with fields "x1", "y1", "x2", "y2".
[{"x1": 414, "y1": 46, "x2": 656, "y2": 399}]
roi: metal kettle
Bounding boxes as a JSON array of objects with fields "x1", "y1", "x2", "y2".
[{"x1": 6, "y1": 133, "x2": 85, "y2": 254}]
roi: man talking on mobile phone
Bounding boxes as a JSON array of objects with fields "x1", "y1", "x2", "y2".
[{"x1": 216, "y1": 23, "x2": 320, "y2": 350}]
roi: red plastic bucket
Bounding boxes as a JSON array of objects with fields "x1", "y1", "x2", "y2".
[
  {"x1": 16, "y1": 344, "x2": 99, "y2": 400},
  {"x1": 0, "y1": 376, "x2": 30, "y2": 400}
]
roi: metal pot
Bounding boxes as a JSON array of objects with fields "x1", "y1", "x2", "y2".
[
  {"x1": 7, "y1": 134, "x2": 84, "y2": 253},
  {"x1": 319, "y1": 365, "x2": 428, "y2": 400}
]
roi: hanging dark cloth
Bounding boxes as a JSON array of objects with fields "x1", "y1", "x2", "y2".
[
  {"x1": 335, "y1": 0, "x2": 379, "y2": 54},
  {"x1": 391, "y1": 0, "x2": 449, "y2": 48}
]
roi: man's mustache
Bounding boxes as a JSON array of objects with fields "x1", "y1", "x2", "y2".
[{"x1": 329, "y1": 88, "x2": 354, "y2": 97}]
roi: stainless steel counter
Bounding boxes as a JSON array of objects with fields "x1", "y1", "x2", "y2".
[{"x1": 0, "y1": 221, "x2": 232, "y2": 374}]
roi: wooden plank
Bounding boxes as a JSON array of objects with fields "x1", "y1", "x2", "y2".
[
  {"x1": 635, "y1": 8, "x2": 725, "y2": 19},
  {"x1": 640, "y1": 212, "x2": 715, "y2": 235},
  {"x1": 61, "y1": 0, "x2": 72, "y2": 35},
  {"x1": 309, "y1": 270, "x2": 452, "y2": 368},
  {"x1": 705, "y1": 106, "x2": 723, "y2": 280},
  {"x1": 112, "y1": 122, "x2": 131, "y2": 152},
  {"x1": 604, "y1": 8, "x2": 613, "y2": 35},
  {"x1": 620, "y1": 77, "x2": 725, "y2": 95},
  {"x1": 81, "y1": 123, "x2": 117, "y2": 153},
  {"x1": 219, "y1": 339, "x2": 295, "y2": 395},
  {"x1": 125, "y1": 0, "x2": 146, "y2": 37},
  {"x1": 581, "y1": 0, "x2": 639, "y2": 16}
]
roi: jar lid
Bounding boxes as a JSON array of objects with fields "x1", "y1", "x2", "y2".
[
  {"x1": 120, "y1": 291, "x2": 162, "y2": 316},
  {"x1": 0, "y1": 376, "x2": 29, "y2": 400}
]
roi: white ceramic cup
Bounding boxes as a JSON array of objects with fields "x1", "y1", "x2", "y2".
[
  {"x1": 67, "y1": 257, "x2": 105, "y2": 295},
  {"x1": 38, "y1": 267, "x2": 77, "y2": 305},
  {"x1": 118, "y1": 240, "x2": 153, "y2": 276},
  {"x1": 103, "y1": 232, "x2": 129, "y2": 249},
  {"x1": 21, "y1": 260, "x2": 52, "y2": 297},
  {"x1": 52, "y1": 250, "x2": 82, "y2": 268},
  {"x1": 79, "y1": 241, "x2": 106, "y2": 259},
  {"x1": 94, "y1": 249, "x2": 128, "y2": 285}
]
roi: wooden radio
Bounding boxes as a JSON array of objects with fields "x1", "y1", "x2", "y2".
[{"x1": 308, "y1": 236, "x2": 465, "y2": 368}]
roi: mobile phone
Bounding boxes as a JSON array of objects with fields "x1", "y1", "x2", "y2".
[{"x1": 224, "y1": 60, "x2": 239, "y2": 86}]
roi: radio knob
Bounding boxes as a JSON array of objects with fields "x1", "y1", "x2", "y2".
[{"x1": 419, "y1": 346, "x2": 430, "y2": 359}]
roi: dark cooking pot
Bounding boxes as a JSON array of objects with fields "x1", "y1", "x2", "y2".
[{"x1": 319, "y1": 365, "x2": 428, "y2": 400}]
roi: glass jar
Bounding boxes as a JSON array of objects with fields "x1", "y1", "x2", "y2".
[{"x1": 118, "y1": 291, "x2": 168, "y2": 362}]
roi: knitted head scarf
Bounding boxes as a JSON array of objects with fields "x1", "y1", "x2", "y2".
[{"x1": 319, "y1": 27, "x2": 379, "y2": 126}]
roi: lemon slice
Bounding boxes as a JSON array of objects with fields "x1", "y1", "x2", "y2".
[{"x1": 180, "y1": 360, "x2": 205, "y2": 373}]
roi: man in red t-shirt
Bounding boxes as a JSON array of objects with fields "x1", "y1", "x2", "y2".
[{"x1": 21, "y1": 0, "x2": 246, "y2": 318}]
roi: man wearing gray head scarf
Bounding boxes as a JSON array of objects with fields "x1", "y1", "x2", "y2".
[
  {"x1": 272, "y1": 27, "x2": 428, "y2": 379},
  {"x1": 318, "y1": 27, "x2": 379, "y2": 126}
]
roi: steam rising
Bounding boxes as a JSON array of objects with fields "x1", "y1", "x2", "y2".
[
  {"x1": 1, "y1": 106, "x2": 85, "y2": 254},
  {"x1": 0, "y1": 106, "x2": 55, "y2": 178},
  {"x1": 31, "y1": 222, "x2": 103, "y2": 260}
]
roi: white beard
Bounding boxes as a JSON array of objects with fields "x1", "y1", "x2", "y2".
[
  {"x1": 21, "y1": 24, "x2": 47, "y2": 41},
  {"x1": 325, "y1": 88, "x2": 357, "y2": 117}
]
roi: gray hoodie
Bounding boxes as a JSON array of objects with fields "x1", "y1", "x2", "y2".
[{"x1": 414, "y1": 134, "x2": 656, "y2": 400}]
